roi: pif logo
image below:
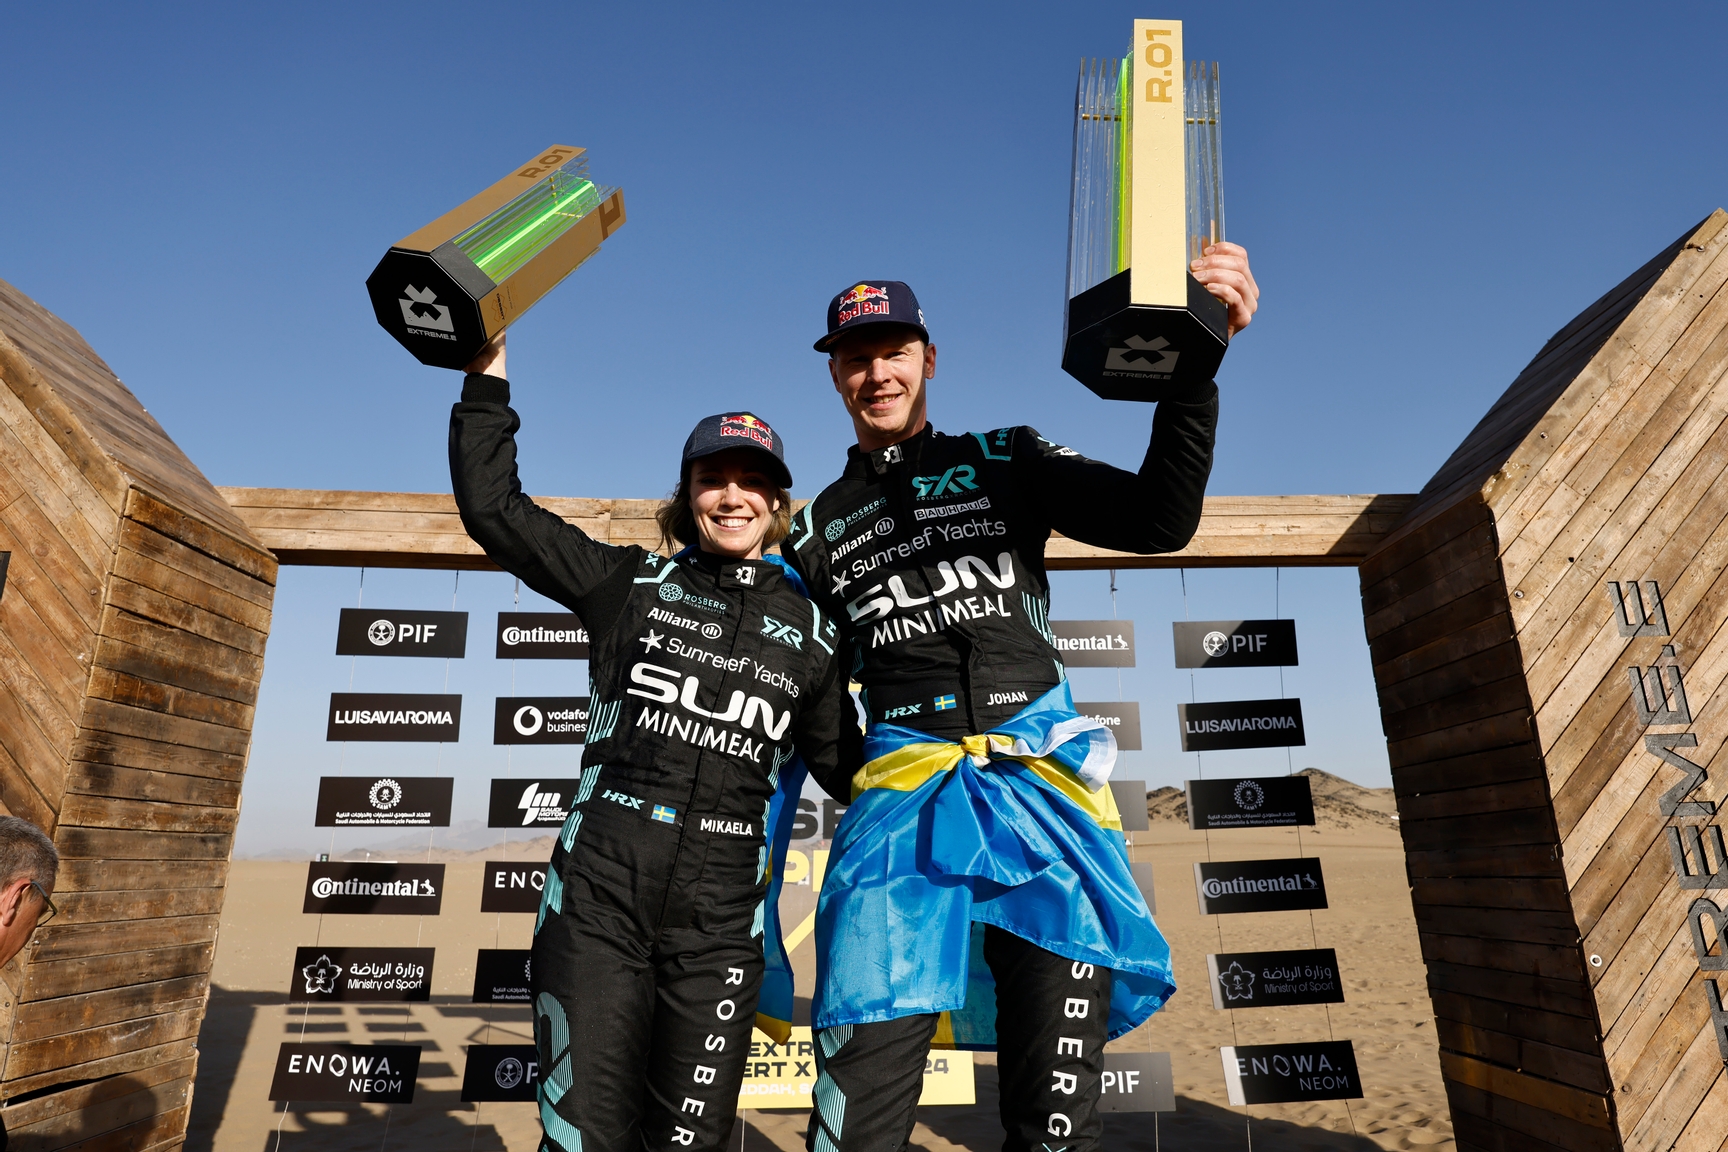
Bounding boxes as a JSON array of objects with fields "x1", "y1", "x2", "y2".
[
  {"x1": 517, "y1": 146, "x2": 577, "y2": 180},
  {"x1": 911, "y1": 465, "x2": 979, "y2": 500}
]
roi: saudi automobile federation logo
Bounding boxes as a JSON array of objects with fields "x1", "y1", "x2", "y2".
[
  {"x1": 368, "y1": 619, "x2": 397, "y2": 646},
  {"x1": 1217, "y1": 960, "x2": 1255, "y2": 1002},
  {"x1": 1233, "y1": 780, "x2": 1265, "y2": 811},
  {"x1": 302, "y1": 953, "x2": 344, "y2": 995},
  {"x1": 1202, "y1": 630, "x2": 1229, "y2": 657},
  {"x1": 369, "y1": 779, "x2": 403, "y2": 810},
  {"x1": 399, "y1": 285, "x2": 454, "y2": 333}
]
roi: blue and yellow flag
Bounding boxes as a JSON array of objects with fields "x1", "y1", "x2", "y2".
[{"x1": 810, "y1": 683, "x2": 1175, "y2": 1047}]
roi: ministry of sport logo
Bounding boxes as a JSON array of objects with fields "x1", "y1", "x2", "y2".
[
  {"x1": 399, "y1": 285, "x2": 455, "y2": 337},
  {"x1": 1217, "y1": 960, "x2": 1256, "y2": 1002},
  {"x1": 303, "y1": 954, "x2": 343, "y2": 995}
]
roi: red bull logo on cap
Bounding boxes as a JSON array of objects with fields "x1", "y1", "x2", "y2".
[
  {"x1": 837, "y1": 282, "x2": 892, "y2": 327},
  {"x1": 720, "y1": 414, "x2": 775, "y2": 450}
]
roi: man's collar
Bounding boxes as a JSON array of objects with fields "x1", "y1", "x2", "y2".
[{"x1": 846, "y1": 424, "x2": 934, "y2": 478}]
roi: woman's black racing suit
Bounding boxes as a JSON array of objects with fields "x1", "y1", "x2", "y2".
[{"x1": 451, "y1": 374, "x2": 860, "y2": 1152}]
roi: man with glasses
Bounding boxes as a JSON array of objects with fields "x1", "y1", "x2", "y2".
[{"x1": 0, "y1": 816, "x2": 57, "y2": 1150}]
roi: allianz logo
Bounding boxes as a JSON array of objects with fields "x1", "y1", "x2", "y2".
[
  {"x1": 846, "y1": 552, "x2": 1015, "y2": 624},
  {"x1": 626, "y1": 662, "x2": 793, "y2": 739}
]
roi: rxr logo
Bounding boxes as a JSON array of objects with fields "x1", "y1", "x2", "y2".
[
  {"x1": 912, "y1": 465, "x2": 978, "y2": 500},
  {"x1": 761, "y1": 616, "x2": 804, "y2": 650},
  {"x1": 602, "y1": 789, "x2": 643, "y2": 810}
]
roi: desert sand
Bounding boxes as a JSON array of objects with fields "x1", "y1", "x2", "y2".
[{"x1": 186, "y1": 772, "x2": 1455, "y2": 1151}]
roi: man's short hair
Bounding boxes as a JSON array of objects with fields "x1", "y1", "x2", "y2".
[{"x1": 0, "y1": 817, "x2": 57, "y2": 889}]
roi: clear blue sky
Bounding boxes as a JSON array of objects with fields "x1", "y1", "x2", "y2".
[{"x1": 4, "y1": 2, "x2": 1725, "y2": 853}]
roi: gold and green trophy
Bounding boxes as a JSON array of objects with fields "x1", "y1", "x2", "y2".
[
  {"x1": 1063, "y1": 20, "x2": 1228, "y2": 400},
  {"x1": 366, "y1": 146, "x2": 626, "y2": 369}
]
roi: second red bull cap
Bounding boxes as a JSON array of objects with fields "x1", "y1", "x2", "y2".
[
  {"x1": 680, "y1": 412, "x2": 793, "y2": 488},
  {"x1": 815, "y1": 280, "x2": 929, "y2": 352}
]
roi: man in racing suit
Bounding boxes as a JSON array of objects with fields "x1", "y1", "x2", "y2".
[
  {"x1": 451, "y1": 355, "x2": 861, "y2": 1151},
  {"x1": 784, "y1": 252, "x2": 1258, "y2": 1151}
]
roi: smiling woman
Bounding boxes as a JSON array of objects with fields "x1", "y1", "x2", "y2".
[{"x1": 655, "y1": 449, "x2": 793, "y2": 560}]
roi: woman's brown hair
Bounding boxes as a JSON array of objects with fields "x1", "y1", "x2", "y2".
[{"x1": 654, "y1": 470, "x2": 793, "y2": 553}]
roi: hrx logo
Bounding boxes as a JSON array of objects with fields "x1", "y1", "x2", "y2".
[
  {"x1": 602, "y1": 790, "x2": 643, "y2": 810},
  {"x1": 912, "y1": 465, "x2": 979, "y2": 500}
]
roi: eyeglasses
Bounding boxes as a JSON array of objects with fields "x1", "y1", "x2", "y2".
[{"x1": 28, "y1": 881, "x2": 56, "y2": 927}]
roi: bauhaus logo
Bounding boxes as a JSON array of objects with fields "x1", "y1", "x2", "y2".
[
  {"x1": 487, "y1": 778, "x2": 579, "y2": 828},
  {"x1": 270, "y1": 1043, "x2": 421, "y2": 1104},
  {"x1": 303, "y1": 862, "x2": 446, "y2": 915},
  {"x1": 492, "y1": 697, "x2": 588, "y2": 745},
  {"x1": 336, "y1": 609, "x2": 468, "y2": 658}
]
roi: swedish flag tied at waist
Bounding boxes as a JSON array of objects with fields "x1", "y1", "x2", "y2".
[{"x1": 811, "y1": 683, "x2": 1175, "y2": 1047}]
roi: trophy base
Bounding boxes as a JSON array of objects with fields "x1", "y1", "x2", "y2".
[
  {"x1": 1062, "y1": 270, "x2": 1229, "y2": 401},
  {"x1": 365, "y1": 245, "x2": 498, "y2": 371}
]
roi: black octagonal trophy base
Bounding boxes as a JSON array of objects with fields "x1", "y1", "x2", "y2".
[
  {"x1": 1063, "y1": 270, "x2": 1229, "y2": 401},
  {"x1": 365, "y1": 245, "x2": 497, "y2": 371}
]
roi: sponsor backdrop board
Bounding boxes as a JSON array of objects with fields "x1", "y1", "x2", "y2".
[
  {"x1": 1177, "y1": 698, "x2": 1305, "y2": 752},
  {"x1": 315, "y1": 777, "x2": 453, "y2": 827},
  {"x1": 1110, "y1": 780, "x2": 1149, "y2": 832},
  {"x1": 1051, "y1": 620, "x2": 1135, "y2": 667},
  {"x1": 1194, "y1": 858, "x2": 1328, "y2": 916},
  {"x1": 303, "y1": 862, "x2": 446, "y2": 916},
  {"x1": 494, "y1": 696, "x2": 589, "y2": 744},
  {"x1": 472, "y1": 949, "x2": 533, "y2": 1002},
  {"x1": 737, "y1": 1027, "x2": 973, "y2": 1110},
  {"x1": 1077, "y1": 701, "x2": 1142, "y2": 750},
  {"x1": 461, "y1": 1045, "x2": 539, "y2": 1102},
  {"x1": 289, "y1": 947, "x2": 434, "y2": 1003},
  {"x1": 1208, "y1": 948, "x2": 1345, "y2": 1010},
  {"x1": 488, "y1": 779, "x2": 579, "y2": 828},
  {"x1": 1172, "y1": 619, "x2": 1298, "y2": 668},
  {"x1": 1131, "y1": 861, "x2": 1157, "y2": 915},
  {"x1": 1187, "y1": 776, "x2": 1315, "y2": 830},
  {"x1": 327, "y1": 693, "x2": 462, "y2": 743},
  {"x1": 269, "y1": 1043, "x2": 421, "y2": 1103},
  {"x1": 481, "y1": 862, "x2": 547, "y2": 913},
  {"x1": 1098, "y1": 1052, "x2": 1175, "y2": 1113},
  {"x1": 336, "y1": 608, "x2": 468, "y2": 658},
  {"x1": 1221, "y1": 1041, "x2": 1363, "y2": 1105},
  {"x1": 497, "y1": 611, "x2": 589, "y2": 659}
]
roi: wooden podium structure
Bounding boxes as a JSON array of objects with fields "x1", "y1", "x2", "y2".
[{"x1": 0, "y1": 211, "x2": 1725, "y2": 1149}]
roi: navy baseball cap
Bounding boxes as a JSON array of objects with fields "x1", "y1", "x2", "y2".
[
  {"x1": 815, "y1": 280, "x2": 930, "y2": 352},
  {"x1": 681, "y1": 412, "x2": 793, "y2": 488}
]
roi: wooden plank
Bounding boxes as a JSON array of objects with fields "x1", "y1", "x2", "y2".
[
  {"x1": 1374, "y1": 640, "x2": 1528, "y2": 721},
  {"x1": 110, "y1": 547, "x2": 271, "y2": 635},
  {"x1": 0, "y1": 374, "x2": 120, "y2": 573},
  {"x1": 1414, "y1": 878, "x2": 1575, "y2": 914},
  {"x1": 1670, "y1": 1070, "x2": 1728, "y2": 1152},
  {"x1": 1386, "y1": 710, "x2": 1534, "y2": 772},
  {"x1": 3, "y1": 1072, "x2": 191, "y2": 1149},
  {"x1": 1445, "y1": 1081, "x2": 1621, "y2": 1152},
  {"x1": 1420, "y1": 933, "x2": 1589, "y2": 982},
  {"x1": 118, "y1": 521, "x2": 272, "y2": 611},
  {"x1": 55, "y1": 828, "x2": 230, "y2": 862},
  {"x1": 9, "y1": 980, "x2": 207, "y2": 1046},
  {"x1": 1434, "y1": 1018, "x2": 1610, "y2": 1093},
  {"x1": 57, "y1": 793, "x2": 237, "y2": 834},
  {"x1": 66, "y1": 763, "x2": 240, "y2": 809},
  {"x1": 1370, "y1": 587, "x2": 1512, "y2": 677},
  {"x1": 20, "y1": 943, "x2": 215, "y2": 1001},
  {"x1": 1364, "y1": 552, "x2": 1506, "y2": 645},
  {"x1": 94, "y1": 613, "x2": 264, "y2": 706},
  {"x1": 55, "y1": 860, "x2": 227, "y2": 895},
  {"x1": 77, "y1": 698, "x2": 252, "y2": 757},
  {"x1": 69, "y1": 731, "x2": 246, "y2": 781},
  {"x1": 1396, "y1": 777, "x2": 1553, "y2": 822},
  {"x1": 84, "y1": 668, "x2": 253, "y2": 733},
  {"x1": 1439, "y1": 1050, "x2": 1613, "y2": 1129},
  {"x1": 1429, "y1": 988, "x2": 1603, "y2": 1054},
  {"x1": 1369, "y1": 613, "x2": 1518, "y2": 700},
  {"x1": 1613, "y1": 973, "x2": 1720, "y2": 1139},
  {"x1": 1398, "y1": 807, "x2": 1559, "y2": 852},
  {"x1": 1392, "y1": 743, "x2": 1549, "y2": 800},
  {"x1": 31, "y1": 915, "x2": 219, "y2": 964},
  {"x1": 1415, "y1": 904, "x2": 1581, "y2": 948},
  {"x1": 1600, "y1": 902, "x2": 1702, "y2": 1063},
  {"x1": 0, "y1": 1038, "x2": 195, "y2": 1105},
  {"x1": 0, "y1": 1052, "x2": 194, "y2": 1130},
  {"x1": 0, "y1": 493, "x2": 103, "y2": 634},
  {"x1": 105, "y1": 577, "x2": 265, "y2": 657},
  {"x1": 1404, "y1": 843, "x2": 1567, "y2": 881},
  {"x1": 52, "y1": 887, "x2": 226, "y2": 924},
  {"x1": 125, "y1": 487, "x2": 273, "y2": 584}
]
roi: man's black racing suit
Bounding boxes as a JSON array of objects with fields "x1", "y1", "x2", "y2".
[
  {"x1": 782, "y1": 385, "x2": 1217, "y2": 1152},
  {"x1": 451, "y1": 374, "x2": 860, "y2": 1152}
]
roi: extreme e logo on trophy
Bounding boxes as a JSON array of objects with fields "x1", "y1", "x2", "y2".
[
  {"x1": 1063, "y1": 20, "x2": 1230, "y2": 400},
  {"x1": 365, "y1": 145, "x2": 626, "y2": 369}
]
